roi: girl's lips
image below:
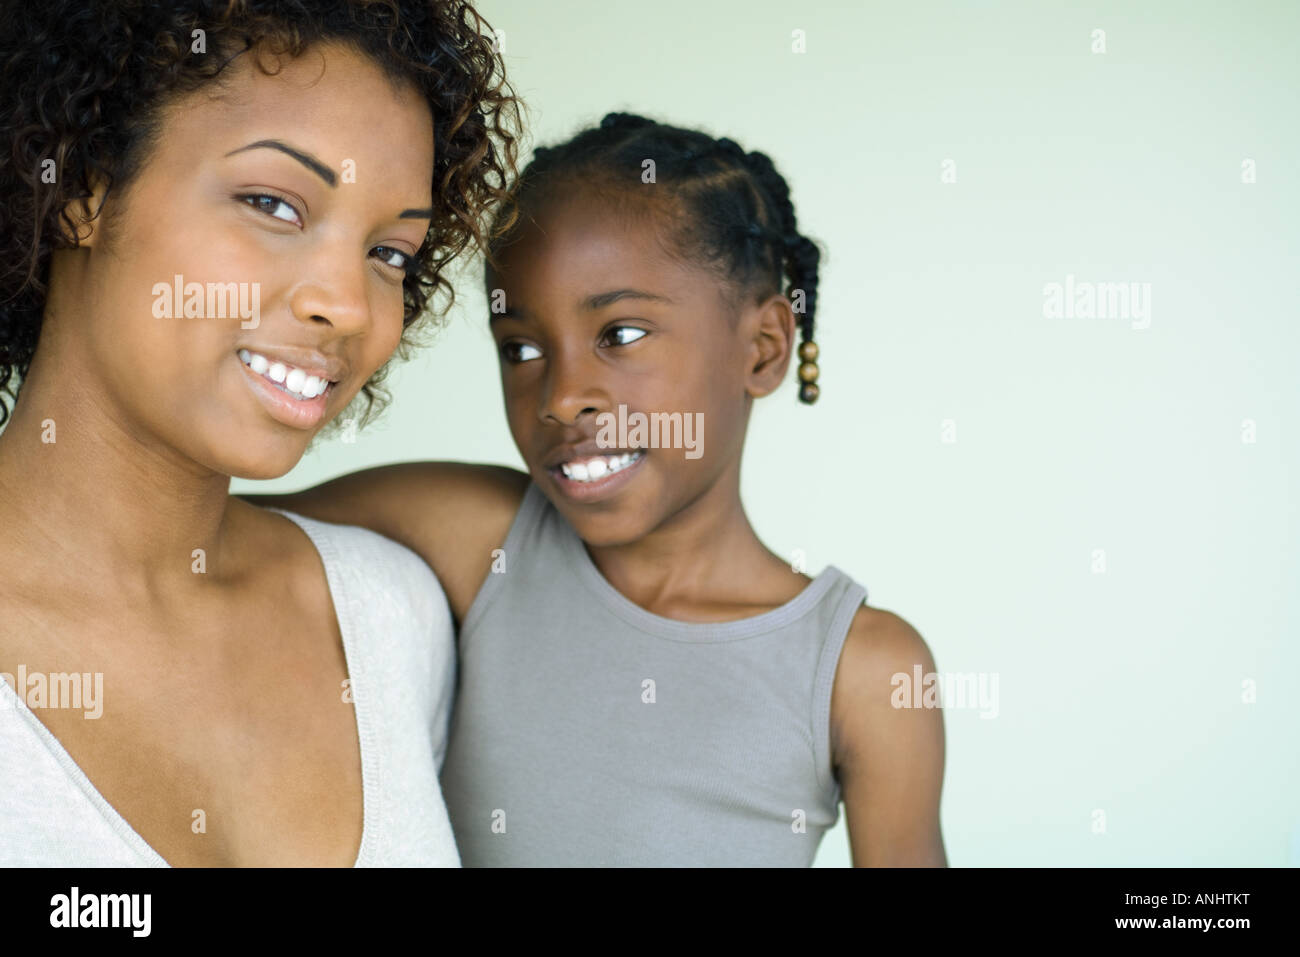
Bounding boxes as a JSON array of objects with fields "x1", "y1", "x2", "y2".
[
  {"x1": 547, "y1": 450, "x2": 646, "y2": 503},
  {"x1": 237, "y1": 354, "x2": 330, "y2": 430}
]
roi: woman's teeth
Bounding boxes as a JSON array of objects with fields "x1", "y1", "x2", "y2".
[
  {"x1": 559, "y1": 451, "x2": 643, "y2": 482},
  {"x1": 239, "y1": 349, "x2": 330, "y2": 400}
]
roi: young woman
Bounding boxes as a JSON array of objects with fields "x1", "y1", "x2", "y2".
[
  {"x1": 255, "y1": 114, "x2": 947, "y2": 866},
  {"x1": 0, "y1": 0, "x2": 520, "y2": 866}
]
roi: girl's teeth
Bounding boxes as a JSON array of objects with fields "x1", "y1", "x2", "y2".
[
  {"x1": 560, "y1": 451, "x2": 642, "y2": 483},
  {"x1": 239, "y1": 350, "x2": 330, "y2": 401}
]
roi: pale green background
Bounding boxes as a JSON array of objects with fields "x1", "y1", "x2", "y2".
[{"x1": 233, "y1": 0, "x2": 1300, "y2": 866}]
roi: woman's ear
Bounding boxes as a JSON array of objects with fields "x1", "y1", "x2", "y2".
[
  {"x1": 57, "y1": 175, "x2": 111, "y2": 246},
  {"x1": 745, "y1": 292, "x2": 796, "y2": 399}
]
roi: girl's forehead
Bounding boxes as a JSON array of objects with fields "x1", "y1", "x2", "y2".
[
  {"x1": 527, "y1": 187, "x2": 664, "y2": 235},
  {"x1": 488, "y1": 187, "x2": 741, "y2": 316},
  {"x1": 500, "y1": 191, "x2": 689, "y2": 272}
]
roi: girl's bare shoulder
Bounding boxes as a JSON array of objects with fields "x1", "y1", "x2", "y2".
[{"x1": 830, "y1": 604, "x2": 940, "y2": 766}]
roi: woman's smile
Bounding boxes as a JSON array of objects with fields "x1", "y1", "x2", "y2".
[{"x1": 236, "y1": 346, "x2": 344, "y2": 430}]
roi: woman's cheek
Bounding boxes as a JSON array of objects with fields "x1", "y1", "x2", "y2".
[
  {"x1": 342, "y1": 315, "x2": 402, "y2": 400},
  {"x1": 376, "y1": 310, "x2": 407, "y2": 367}
]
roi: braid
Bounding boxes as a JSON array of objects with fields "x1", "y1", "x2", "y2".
[
  {"x1": 736, "y1": 150, "x2": 820, "y2": 345},
  {"x1": 487, "y1": 114, "x2": 824, "y2": 403},
  {"x1": 600, "y1": 111, "x2": 656, "y2": 133},
  {"x1": 732, "y1": 147, "x2": 823, "y2": 403}
]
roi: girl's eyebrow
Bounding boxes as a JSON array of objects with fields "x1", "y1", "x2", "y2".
[
  {"x1": 225, "y1": 139, "x2": 336, "y2": 186},
  {"x1": 486, "y1": 288, "x2": 677, "y2": 325},
  {"x1": 583, "y1": 288, "x2": 674, "y2": 310}
]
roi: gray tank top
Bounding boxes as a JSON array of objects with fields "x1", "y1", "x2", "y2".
[{"x1": 439, "y1": 482, "x2": 868, "y2": 866}]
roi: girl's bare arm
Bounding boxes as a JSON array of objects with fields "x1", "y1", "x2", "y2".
[
  {"x1": 831, "y1": 607, "x2": 948, "y2": 867},
  {"x1": 244, "y1": 463, "x2": 530, "y2": 624}
]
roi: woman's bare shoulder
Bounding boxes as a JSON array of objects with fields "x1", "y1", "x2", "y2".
[{"x1": 237, "y1": 463, "x2": 530, "y2": 622}]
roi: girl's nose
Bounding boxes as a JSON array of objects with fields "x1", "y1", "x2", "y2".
[{"x1": 537, "y1": 351, "x2": 610, "y2": 427}]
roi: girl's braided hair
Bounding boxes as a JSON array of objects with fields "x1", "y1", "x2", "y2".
[{"x1": 487, "y1": 111, "x2": 822, "y2": 403}]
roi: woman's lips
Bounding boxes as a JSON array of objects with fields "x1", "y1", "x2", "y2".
[
  {"x1": 547, "y1": 449, "x2": 646, "y2": 503},
  {"x1": 236, "y1": 351, "x2": 332, "y2": 430},
  {"x1": 238, "y1": 348, "x2": 333, "y2": 398}
]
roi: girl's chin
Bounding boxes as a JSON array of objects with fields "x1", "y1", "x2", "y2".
[{"x1": 556, "y1": 500, "x2": 660, "y2": 549}]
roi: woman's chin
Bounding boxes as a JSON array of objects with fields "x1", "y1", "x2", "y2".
[
  {"x1": 229, "y1": 462, "x2": 299, "y2": 482},
  {"x1": 211, "y1": 440, "x2": 313, "y2": 482}
]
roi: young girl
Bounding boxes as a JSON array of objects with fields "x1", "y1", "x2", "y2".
[
  {"x1": 259, "y1": 113, "x2": 947, "y2": 866},
  {"x1": 0, "y1": 0, "x2": 519, "y2": 867}
]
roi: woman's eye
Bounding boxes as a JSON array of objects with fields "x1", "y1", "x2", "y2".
[
  {"x1": 501, "y1": 340, "x2": 542, "y2": 363},
  {"x1": 241, "y1": 193, "x2": 301, "y2": 226},
  {"x1": 602, "y1": 326, "x2": 647, "y2": 347},
  {"x1": 372, "y1": 245, "x2": 414, "y2": 273}
]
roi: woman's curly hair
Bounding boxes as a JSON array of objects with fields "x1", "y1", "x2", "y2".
[{"x1": 0, "y1": 0, "x2": 523, "y2": 428}]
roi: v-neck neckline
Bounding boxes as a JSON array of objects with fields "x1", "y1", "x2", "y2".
[{"x1": 0, "y1": 508, "x2": 378, "y2": 867}]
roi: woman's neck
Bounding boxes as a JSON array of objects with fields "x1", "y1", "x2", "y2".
[{"x1": 0, "y1": 345, "x2": 235, "y2": 600}]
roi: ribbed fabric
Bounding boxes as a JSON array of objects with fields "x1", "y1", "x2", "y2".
[
  {"x1": 440, "y1": 482, "x2": 868, "y2": 867},
  {"x1": 0, "y1": 510, "x2": 460, "y2": 867}
]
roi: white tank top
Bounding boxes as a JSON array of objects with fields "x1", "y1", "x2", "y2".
[{"x1": 0, "y1": 510, "x2": 460, "y2": 867}]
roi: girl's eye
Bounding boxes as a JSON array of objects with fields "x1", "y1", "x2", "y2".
[
  {"x1": 241, "y1": 193, "x2": 301, "y2": 226},
  {"x1": 372, "y1": 245, "x2": 414, "y2": 274},
  {"x1": 601, "y1": 326, "x2": 647, "y2": 347},
  {"x1": 501, "y1": 340, "x2": 542, "y2": 363}
]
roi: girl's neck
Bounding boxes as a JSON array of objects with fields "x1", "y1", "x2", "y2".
[
  {"x1": 0, "y1": 343, "x2": 236, "y2": 598},
  {"x1": 583, "y1": 463, "x2": 796, "y2": 617}
]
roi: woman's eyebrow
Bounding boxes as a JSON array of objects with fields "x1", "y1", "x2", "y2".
[
  {"x1": 225, "y1": 139, "x2": 431, "y2": 219},
  {"x1": 224, "y1": 139, "x2": 336, "y2": 187}
]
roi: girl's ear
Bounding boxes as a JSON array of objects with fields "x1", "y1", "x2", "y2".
[
  {"x1": 57, "y1": 176, "x2": 111, "y2": 246},
  {"x1": 745, "y1": 292, "x2": 796, "y2": 398}
]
